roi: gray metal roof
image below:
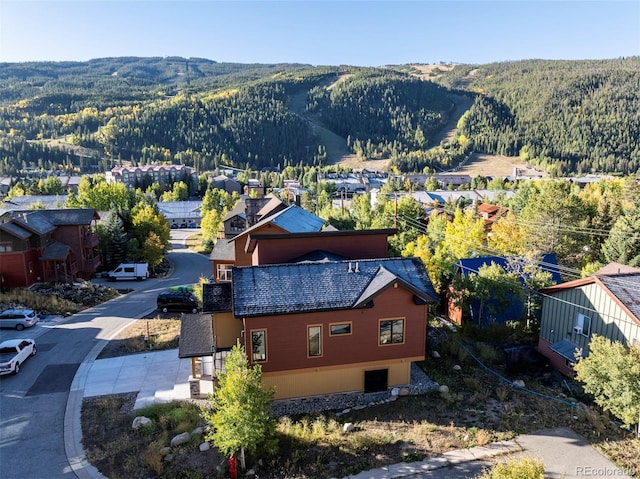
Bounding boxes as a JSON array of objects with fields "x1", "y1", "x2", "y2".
[
  {"x1": 233, "y1": 205, "x2": 325, "y2": 241},
  {"x1": 597, "y1": 273, "x2": 640, "y2": 322},
  {"x1": 209, "y1": 238, "x2": 235, "y2": 261},
  {"x1": 157, "y1": 201, "x2": 202, "y2": 219},
  {"x1": 233, "y1": 257, "x2": 438, "y2": 318},
  {"x1": 550, "y1": 339, "x2": 583, "y2": 362}
]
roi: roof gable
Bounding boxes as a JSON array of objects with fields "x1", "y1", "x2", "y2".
[{"x1": 232, "y1": 257, "x2": 438, "y2": 317}]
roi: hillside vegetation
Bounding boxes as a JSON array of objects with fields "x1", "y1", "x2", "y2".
[{"x1": 1, "y1": 57, "x2": 639, "y2": 176}]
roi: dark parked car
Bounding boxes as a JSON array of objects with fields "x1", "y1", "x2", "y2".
[{"x1": 157, "y1": 291, "x2": 199, "y2": 313}]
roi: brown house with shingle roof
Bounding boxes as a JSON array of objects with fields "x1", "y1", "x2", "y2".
[{"x1": 0, "y1": 208, "x2": 100, "y2": 288}]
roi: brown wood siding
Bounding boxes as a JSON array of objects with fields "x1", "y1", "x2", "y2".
[
  {"x1": 252, "y1": 233, "x2": 390, "y2": 265},
  {"x1": 243, "y1": 286, "x2": 427, "y2": 373},
  {"x1": 233, "y1": 223, "x2": 289, "y2": 266},
  {"x1": 540, "y1": 283, "x2": 640, "y2": 355},
  {"x1": 263, "y1": 358, "x2": 417, "y2": 399},
  {"x1": 0, "y1": 250, "x2": 39, "y2": 288},
  {"x1": 213, "y1": 312, "x2": 243, "y2": 349}
]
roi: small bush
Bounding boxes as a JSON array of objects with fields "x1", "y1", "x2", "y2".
[{"x1": 478, "y1": 457, "x2": 544, "y2": 479}]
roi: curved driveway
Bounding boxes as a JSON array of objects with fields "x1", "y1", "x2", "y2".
[{"x1": 0, "y1": 231, "x2": 211, "y2": 479}]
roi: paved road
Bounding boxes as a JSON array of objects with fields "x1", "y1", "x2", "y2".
[{"x1": 0, "y1": 231, "x2": 211, "y2": 479}]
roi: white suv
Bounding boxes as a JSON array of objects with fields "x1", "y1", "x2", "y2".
[{"x1": 0, "y1": 309, "x2": 40, "y2": 331}]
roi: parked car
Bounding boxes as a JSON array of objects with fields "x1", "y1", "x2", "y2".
[
  {"x1": 170, "y1": 223, "x2": 179, "y2": 229},
  {"x1": 0, "y1": 338, "x2": 36, "y2": 375},
  {"x1": 157, "y1": 291, "x2": 199, "y2": 313},
  {"x1": 180, "y1": 222, "x2": 188, "y2": 228},
  {"x1": 0, "y1": 309, "x2": 39, "y2": 331}
]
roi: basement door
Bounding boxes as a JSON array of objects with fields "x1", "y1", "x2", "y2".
[{"x1": 364, "y1": 368, "x2": 388, "y2": 393}]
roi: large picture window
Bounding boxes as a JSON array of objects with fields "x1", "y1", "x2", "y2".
[
  {"x1": 379, "y1": 318, "x2": 405, "y2": 345},
  {"x1": 308, "y1": 325, "x2": 322, "y2": 357},
  {"x1": 251, "y1": 330, "x2": 267, "y2": 362}
]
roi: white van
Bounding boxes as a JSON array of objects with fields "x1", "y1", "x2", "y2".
[{"x1": 107, "y1": 263, "x2": 149, "y2": 281}]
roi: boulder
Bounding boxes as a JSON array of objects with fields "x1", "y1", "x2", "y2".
[
  {"x1": 343, "y1": 422, "x2": 355, "y2": 433},
  {"x1": 191, "y1": 426, "x2": 203, "y2": 438},
  {"x1": 513, "y1": 379, "x2": 525, "y2": 388},
  {"x1": 170, "y1": 431, "x2": 191, "y2": 447},
  {"x1": 159, "y1": 447, "x2": 171, "y2": 456},
  {"x1": 245, "y1": 468, "x2": 255, "y2": 476},
  {"x1": 199, "y1": 442, "x2": 210, "y2": 452},
  {"x1": 131, "y1": 416, "x2": 151, "y2": 430},
  {"x1": 399, "y1": 387, "x2": 410, "y2": 397},
  {"x1": 438, "y1": 385, "x2": 449, "y2": 394},
  {"x1": 431, "y1": 351, "x2": 441, "y2": 358},
  {"x1": 391, "y1": 387, "x2": 400, "y2": 397},
  {"x1": 453, "y1": 364, "x2": 462, "y2": 371}
]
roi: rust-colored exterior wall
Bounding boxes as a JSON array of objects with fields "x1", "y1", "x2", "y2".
[
  {"x1": 0, "y1": 250, "x2": 40, "y2": 288},
  {"x1": 233, "y1": 223, "x2": 289, "y2": 266},
  {"x1": 538, "y1": 337, "x2": 575, "y2": 377},
  {"x1": 242, "y1": 285, "x2": 427, "y2": 373},
  {"x1": 52, "y1": 225, "x2": 100, "y2": 278},
  {"x1": 251, "y1": 232, "x2": 390, "y2": 266}
]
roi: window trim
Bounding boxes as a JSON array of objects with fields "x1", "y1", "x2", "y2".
[
  {"x1": 250, "y1": 329, "x2": 267, "y2": 363},
  {"x1": 307, "y1": 324, "x2": 323, "y2": 358},
  {"x1": 329, "y1": 322, "x2": 352, "y2": 336},
  {"x1": 575, "y1": 313, "x2": 591, "y2": 337},
  {"x1": 378, "y1": 317, "x2": 405, "y2": 346},
  {"x1": 217, "y1": 263, "x2": 233, "y2": 282}
]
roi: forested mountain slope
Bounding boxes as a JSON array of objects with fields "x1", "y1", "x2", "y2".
[
  {"x1": 434, "y1": 58, "x2": 640, "y2": 175},
  {"x1": 1, "y1": 57, "x2": 639, "y2": 176}
]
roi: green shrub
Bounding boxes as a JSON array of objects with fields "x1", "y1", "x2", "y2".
[{"x1": 477, "y1": 457, "x2": 544, "y2": 479}]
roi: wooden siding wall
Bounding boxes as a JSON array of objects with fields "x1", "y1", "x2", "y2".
[
  {"x1": 243, "y1": 286, "x2": 427, "y2": 373},
  {"x1": 263, "y1": 358, "x2": 415, "y2": 399},
  {"x1": 251, "y1": 233, "x2": 390, "y2": 266},
  {"x1": 213, "y1": 312, "x2": 243, "y2": 349},
  {"x1": 0, "y1": 250, "x2": 40, "y2": 288},
  {"x1": 540, "y1": 283, "x2": 640, "y2": 355},
  {"x1": 234, "y1": 223, "x2": 289, "y2": 267}
]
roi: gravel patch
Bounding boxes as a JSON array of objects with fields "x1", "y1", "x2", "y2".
[{"x1": 271, "y1": 362, "x2": 438, "y2": 417}]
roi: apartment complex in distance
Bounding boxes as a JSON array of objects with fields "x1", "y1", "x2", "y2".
[{"x1": 105, "y1": 165, "x2": 196, "y2": 188}]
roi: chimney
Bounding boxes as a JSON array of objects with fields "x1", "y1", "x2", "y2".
[
  {"x1": 348, "y1": 262, "x2": 353, "y2": 273},
  {"x1": 354, "y1": 262, "x2": 360, "y2": 273}
]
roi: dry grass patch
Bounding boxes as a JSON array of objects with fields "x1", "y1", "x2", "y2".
[{"x1": 98, "y1": 317, "x2": 181, "y2": 359}]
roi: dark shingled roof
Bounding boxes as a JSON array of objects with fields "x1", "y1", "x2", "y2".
[
  {"x1": 233, "y1": 257, "x2": 438, "y2": 318},
  {"x1": 597, "y1": 273, "x2": 640, "y2": 322},
  {"x1": 10, "y1": 208, "x2": 98, "y2": 234},
  {"x1": 202, "y1": 282, "x2": 233, "y2": 313},
  {"x1": 179, "y1": 315, "x2": 213, "y2": 358},
  {"x1": 0, "y1": 222, "x2": 32, "y2": 240},
  {"x1": 40, "y1": 241, "x2": 70, "y2": 260}
]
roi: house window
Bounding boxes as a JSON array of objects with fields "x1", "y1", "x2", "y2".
[
  {"x1": 575, "y1": 313, "x2": 591, "y2": 337},
  {"x1": 308, "y1": 325, "x2": 322, "y2": 357},
  {"x1": 379, "y1": 318, "x2": 405, "y2": 345},
  {"x1": 330, "y1": 322, "x2": 352, "y2": 336},
  {"x1": 217, "y1": 264, "x2": 233, "y2": 282},
  {"x1": 0, "y1": 242, "x2": 12, "y2": 253},
  {"x1": 251, "y1": 330, "x2": 267, "y2": 362}
]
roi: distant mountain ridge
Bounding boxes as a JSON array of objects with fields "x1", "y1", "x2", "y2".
[{"x1": 1, "y1": 57, "x2": 638, "y2": 176}]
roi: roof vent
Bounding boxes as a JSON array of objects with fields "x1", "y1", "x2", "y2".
[
  {"x1": 354, "y1": 262, "x2": 360, "y2": 273},
  {"x1": 348, "y1": 262, "x2": 353, "y2": 273}
]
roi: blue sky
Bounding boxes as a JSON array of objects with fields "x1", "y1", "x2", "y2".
[{"x1": 1, "y1": 1, "x2": 639, "y2": 66}]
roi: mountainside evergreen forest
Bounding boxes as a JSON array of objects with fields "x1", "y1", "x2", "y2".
[{"x1": 1, "y1": 56, "x2": 639, "y2": 176}]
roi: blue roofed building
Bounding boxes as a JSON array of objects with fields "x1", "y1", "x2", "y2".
[{"x1": 447, "y1": 254, "x2": 563, "y2": 326}]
